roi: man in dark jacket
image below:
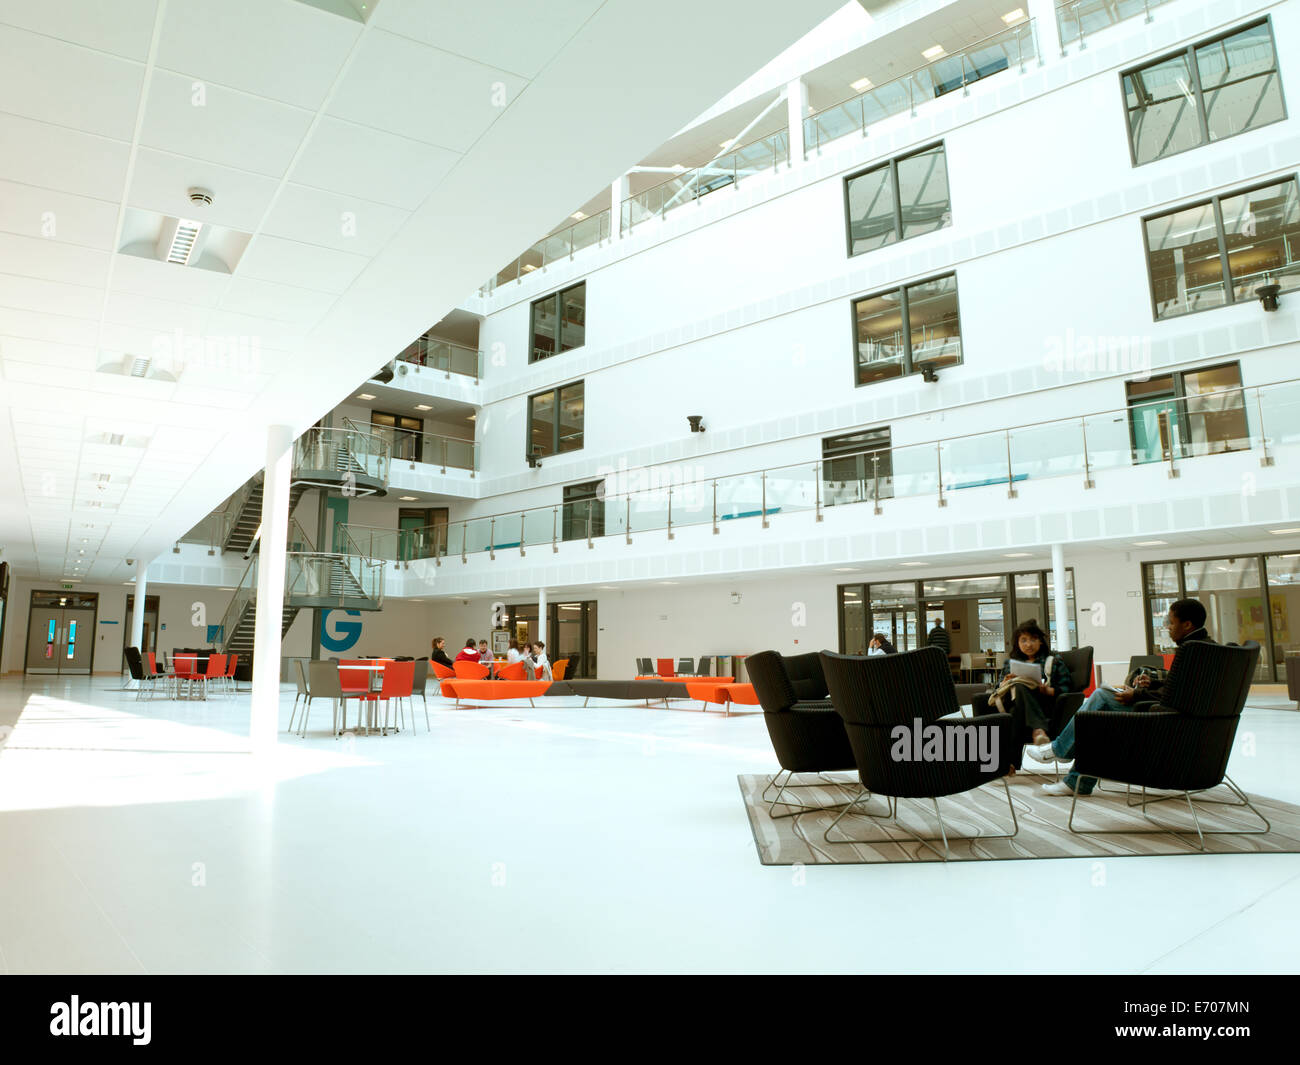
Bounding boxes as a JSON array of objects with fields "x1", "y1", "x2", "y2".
[
  {"x1": 926, "y1": 618, "x2": 951, "y2": 655},
  {"x1": 1033, "y1": 598, "x2": 1213, "y2": 795}
]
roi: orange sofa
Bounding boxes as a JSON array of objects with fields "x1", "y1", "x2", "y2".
[{"x1": 438, "y1": 679, "x2": 553, "y2": 706}]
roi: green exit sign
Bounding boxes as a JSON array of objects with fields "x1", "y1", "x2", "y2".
[{"x1": 61, "y1": 583, "x2": 74, "y2": 590}]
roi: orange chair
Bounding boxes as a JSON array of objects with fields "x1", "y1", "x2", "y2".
[
  {"x1": 224, "y1": 653, "x2": 239, "y2": 695},
  {"x1": 171, "y1": 653, "x2": 198, "y2": 698},
  {"x1": 338, "y1": 659, "x2": 374, "y2": 695},
  {"x1": 430, "y1": 661, "x2": 455, "y2": 681},
  {"x1": 352, "y1": 660, "x2": 416, "y2": 734},
  {"x1": 551, "y1": 658, "x2": 569, "y2": 681},
  {"x1": 453, "y1": 660, "x2": 491, "y2": 680},
  {"x1": 655, "y1": 658, "x2": 675, "y2": 678},
  {"x1": 200, "y1": 653, "x2": 227, "y2": 701},
  {"x1": 496, "y1": 661, "x2": 527, "y2": 680}
]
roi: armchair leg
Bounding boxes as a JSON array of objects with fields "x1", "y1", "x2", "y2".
[
  {"x1": 1067, "y1": 775, "x2": 1271, "y2": 851},
  {"x1": 824, "y1": 779, "x2": 1020, "y2": 861},
  {"x1": 762, "y1": 770, "x2": 858, "y2": 819}
]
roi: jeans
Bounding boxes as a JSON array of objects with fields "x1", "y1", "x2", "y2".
[{"x1": 1052, "y1": 687, "x2": 1126, "y2": 794}]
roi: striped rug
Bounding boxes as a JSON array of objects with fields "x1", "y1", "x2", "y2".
[{"x1": 739, "y1": 772, "x2": 1300, "y2": 865}]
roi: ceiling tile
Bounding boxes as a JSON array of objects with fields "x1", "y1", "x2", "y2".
[
  {"x1": 0, "y1": 24, "x2": 145, "y2": 140},
  {"x1": 0, "y1": 0, "x2": 159, "y2": 61},
  {"x1": 219, "y1": 276, "x2": 338, "y2": 325},
  {"x1": 128, "y1": 148, "x2": 280, "y2": 232},
  {"x1": 0, "y1": 232, "x2": 110, "y2": 288},
  {"x1": 372, "y1": 0, "x2": 602, "y2": 79},
  {"x1": 156, "y1": 0, "x2": 360, "y2": 110},
  {"x1": 0, "y1": 275, "x2": 103, "y2": 320},
  {"x1": 260, "y1": 183, "x2": 408, "y2": 257},
  {"x1": 0, "y1": 179, "x2": 120, "y2": 249},
  {"x1": 140, "y1": 69, "x2": 315, "y2": 177},
  {"x1": 327, "y1": 31, "x2": 526, "y2": 152},
  {"x1": 237, "y1": 234, "x2": 370, "y2": 293},
  {"x1": 290, "y1": 116, "x2": 459, "y2": 210},
  {"x1": 0, "y1": 112, "x2": 131, "y2": 200}
]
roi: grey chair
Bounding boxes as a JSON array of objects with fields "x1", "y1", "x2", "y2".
[
  {"x1": 305, "y1": 661, "x2": 345, "y2": 739},
  {"x1": 677, "y1": 657, "x2": 695, "y2": 676},
  {"x1": 696, "y1": 656, "x2": 713, "y2": 677},
  {"x1": 411, "y1": 659, "x2": 430, "y2": 732},
  {"x1": 288, "y1": 660, "x2": 312, "y2": 733}
]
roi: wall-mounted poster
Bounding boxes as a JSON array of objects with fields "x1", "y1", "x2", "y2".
[{"x1": 491, "y1": 629, "x2": 510, "y2": 655}]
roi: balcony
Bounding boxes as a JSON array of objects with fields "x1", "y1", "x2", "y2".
[{"x1": 394, "y1": 334, "x2": 483, "y2": 382}]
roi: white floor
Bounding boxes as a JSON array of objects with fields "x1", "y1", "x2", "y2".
[{"x1": 0, "y1": 675, "x2": 1297, "y2": 974}]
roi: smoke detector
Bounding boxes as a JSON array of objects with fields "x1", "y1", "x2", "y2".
[{"x1": 188, "y1": 187, "x2": 214, "y2": 206}]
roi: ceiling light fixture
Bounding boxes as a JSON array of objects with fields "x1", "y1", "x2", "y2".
[
  {"x1": 571, "y1": 211, "x2": 586, "y2": 220},
  {"x1": 1004, "y1": 552, "x2": 1032, "y2": 558},
  {"x1": 1001, "y1": 9, "x2": 1025, "y2": 23},
  {"x1": 129, "y1": 356, "x2": 151, "y2": 378},
  {"x1": 1268, "y1": 528, "x2": 1300, "y2": 535},
  {"x1": 850, "y1": 77, "x2": 873, "y2": 92},
  {"x1": 414, "y1": 404, "x2": 432, "y2": 411},
  {"x1": 165, "y1": 219, "x2": 203, "y2": 264},
  {"x1": 1134, "y1": 540, "x2": 1168, "y2": 546},
  {"x1": 399, "y1": 496, "x2": 418, "y2": 502},
  {"x1": 922, "y1": 45, "x2": 946, "y2": 60},
  {"x1": 357, "y1": 393, "x2": 376, "y2": 400}
]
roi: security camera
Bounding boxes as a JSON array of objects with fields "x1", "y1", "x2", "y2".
[
  {"x1": 526, "y1": 446, "x2": 543, "y2": 469},
  {"x1": 921, "y1": 366, "x2": 940, "y2": 383},
  {"x1": 687, "y1": 415, "x2": 706, "y2": 433},
  {"x1": 126, "y1": 558, "x2": 135, "y2": 566},
  {"x1": 1256, "y1": 274, "x2": 1282, "y2": 311}
]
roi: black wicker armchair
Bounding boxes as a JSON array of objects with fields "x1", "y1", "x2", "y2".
[
  {"x1": 819, "y1": 647, "x2": 1017, "y2": 859},
  {"x1": 1067, "y1": 640, "x2": 1268, "y2": 850},
  {"x1": 747, "y1": 650, "x2": 857, "y2": 818}
]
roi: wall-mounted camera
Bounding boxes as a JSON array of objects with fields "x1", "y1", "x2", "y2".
[
  {"x1": 687, "y1": 415, "x2": 706, "y2": 433},
  {"x1": 1256, "y1": 273, "x2": 1282, "y2": 312},
  {"x1": 921, "y1": 366, "x2": 940, "y2": 383},
  {"x1": 526, "y1": 446, "x2": 543, "y2": 469}
]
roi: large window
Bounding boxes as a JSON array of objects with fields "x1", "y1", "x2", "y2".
[
  {"x1": 1123, "y1": 20, "x2": 1285, "y2": 166},
  {"x1": 371, "y1": 410, "x2": 422, "y2": 462},
  {"x1": 853, "y1": 273, "x2": 962, "y2": 386},
  {"x1": 528, "y1": 380, "x2": 584, "y2": 458},
  {"x1": 1125, "y1": 363, "x2": 1248, "y2": 463},
  {"x1": 1142, "y1": 554, "x2": 1290, "y2": 681},
  {"x1": 1144, "y1": 176, "x2": 1300, "y2": 319},
  {"x1": 845, "y1": 143, "x2": 950, "y2": 256},
  {"x1": 822, "y1": 427, "x2": 892, "y2": 506},
  {"x1": 530, "y1": 282, "x2": 586, "y2": 362}
]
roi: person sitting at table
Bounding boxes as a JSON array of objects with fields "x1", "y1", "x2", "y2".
[
  {"x1": 454, "y1": 638, "x2": 481, "y2": 664},
  {"x1": 972, "y1": 619, "x2": 1071, "y2": 772},
  {"x1": 506, "y1": 639, "x2": 524, "y2": 665},
  {"x1": 530, "y1": 641, "x2": 552, "y2": 681},
  {"x1": 867, "y1": 632, "x2": 897, "y2": 656},
  {"x1": 431, "y1": 637, "x2": 454, "y2": 669}
]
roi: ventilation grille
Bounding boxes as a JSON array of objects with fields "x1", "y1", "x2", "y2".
[{"x1": 166, "y1": 220, "x2": 203, "y2": 264}]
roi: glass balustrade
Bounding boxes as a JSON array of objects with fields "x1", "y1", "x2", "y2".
[
  {"x1": 1057, "y1": 0, "x2": 1177, "y2": 49},
  {"x1": 396, "y1": 335, "x2": 482, "y2": 379},
  {"x1": 345, "y1": 418, "x2": 476, "y2": 475},
  {"x1": 338, "y1": 378, "x2": 1296, "y2": 563},
  {"x1": 803, "y1": 21, "x2": 1036, "y2": 156},
  {"x1": 485, "y1": 209, "x2": 612, "y2": 293}
]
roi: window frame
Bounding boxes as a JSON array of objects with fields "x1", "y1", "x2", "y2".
[
  {"x1": 849, "y1": 271, "x2": 963, "y2": 387},
  {"x1": 1120, "y1": 17, "x2": 1287, "y2": 168},
  {"x1": 529, "y1": 281, "x2": 587, "y2": 364},
  {"x1": 527, "y1": 380, "x2": 585, "y2": 459},
  {"x1": 843, "y1": 142, "x2": 950, "y2": 259},
  {"x1": 1141, "y1": 173, "x2": 1299, "y2": 321},
  {"x1": 1123, "y1": 360, "x2": 1245, "y2": 462}
]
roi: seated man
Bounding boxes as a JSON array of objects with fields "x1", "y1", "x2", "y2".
[{"x1": 1030, "y1": 597, "x2": 1214, "y2": 796}]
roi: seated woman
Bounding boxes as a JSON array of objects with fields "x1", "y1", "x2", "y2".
[{"x1": 974, "y1": 619, "x2": 1071, "y2": 771}]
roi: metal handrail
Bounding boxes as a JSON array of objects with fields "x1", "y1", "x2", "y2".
[
  {"x1": 395, "y1": 334, "x2": 483, "y2": 380},
  {"x1": 362, "y1": 375, "x2": 1297, "y2": 561},
  {"x1": 1056, "y1": 0, "x2": 1173, "y2": 50},
  {"x1": 345, "y1": 416, "x2": 477, "y2": 474},
  {"x1": 483, "y1": 209, "x2": 613, "y2": 293},
  {"x1": 803, "y1": 20, "x2": 1036, "y2": 156}
]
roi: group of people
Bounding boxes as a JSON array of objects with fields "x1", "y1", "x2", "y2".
[
  {"x1": 430, "y1": 635, "x2": 552, "y2": 680},
  {"x1": 866, "y1": 599, "x2": 1214, "y2": 798}
]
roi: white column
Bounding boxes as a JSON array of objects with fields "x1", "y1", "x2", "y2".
[
  {"x1": 610, "y1": 174, "x2": 629, "y2": 238},
  {"x1": 130, "y1": 559, "x2": 149, "y2": 649},
  {"x1": 786, "y1": 78, "x2": 808, "y2": 160},
  {"x1": 251, "y1": 424, "x2": 294, "y2": 753},
  {"x1": 1051, "y1": 543, "x2": 1071, "y2": 650},
  {"x1": 537, "y1": 587, "x2": 548, "y2": 648},
  {"x1": 1029, "y1": 0, "x2": 1062, "y2": 61}
]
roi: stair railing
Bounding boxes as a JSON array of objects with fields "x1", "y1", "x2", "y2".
[
  {"x1": 215, "y1": 554, "x2": 259, "y2": 652},
  {"x1": 217, "y1": 475, "x2": 261, "y2": 549}
]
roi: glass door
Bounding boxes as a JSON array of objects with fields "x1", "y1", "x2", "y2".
[
  {"x1": 1183, "y1": 556, "x2": 1270, "y2": 680},
  {"x1": 25, "y1": 592, "x2": 98, "y2": 674},
  {"x1": 25, "y1": 605, "x2": 63, "y2": 675}
]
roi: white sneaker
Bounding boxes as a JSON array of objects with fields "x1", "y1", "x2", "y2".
[
  {"x1": 1026, "y1": 742, "x2": 1059, "y2": 763},
  {"x1": 1041, "y1": 781, "x2": 1078, "y2": 796}
]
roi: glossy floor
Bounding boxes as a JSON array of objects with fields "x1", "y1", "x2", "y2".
[{"x1": 0, "y1": 676, "x2": 1297, "y2": 974}]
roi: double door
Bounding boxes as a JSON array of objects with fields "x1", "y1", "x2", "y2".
[{"x1": 26, "y1": 604, "x2": 96, "y2": 675}]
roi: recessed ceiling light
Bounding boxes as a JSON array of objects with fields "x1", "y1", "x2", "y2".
[
  {"x1": 357, "y1": 393, "x2": 376, "y2": 400},
  {"x1": 833, "y1": 567, "x2": 858, "y2": 572},
  {"x1": 899, "y1": 561, "x2": 925, "y2": 567},
  {"x1": 165, "y1": 219, "x2": 203, "y2": 264},
  {"x1": 719, "y1": 139, "x2": 736, "y2": 149},
  {"x1": 850, "y1": 77, "x2": 873, "y2": 92},
  {"x1": 522, "y1": 264, "x2": 537, "y2": 272},
  {"x1": 467, "y1": 413, "x2": 477, "y2": 421},
  {"x1": 129, "y1": 355, "x2": 151, "y2": 378},
  {"x1": 922, "y1": 45, "x2": 946, "y2": 60},
  {"x1": 1268, "y1": 528, "x2": 1300, "y2": 535},
  {"x1": 659, "y1": 581, "x2": 679, "y2": 585},
  {"x1": 571, "y1": 211, "x2": 586, "y2": 220},
  {"x1": 414, "y1": 404, "x2": 432, "y2": 411},
  {"x1": 1134, "y1": 540, "x2": 1168, "y2": 546},
  {"x1": 671, "y1": 163, "x2": 686, "y2": 172},
  {"x1": 1001, "y1": 8, "x2": 1025, "y2": 23},
  {"x1": 398, "y1": 496, "x2": 418, "y2": 502},
  {"x1": 105, "y1": 432, "x2": 125, "y2": 445},
  {"x1": 1004, "y1": 552, "x2": 1032, "y2": 558}
]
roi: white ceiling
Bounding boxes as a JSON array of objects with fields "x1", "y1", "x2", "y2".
[{"x1": 0, "y1": 0, "x2": 843, "y2": 583}]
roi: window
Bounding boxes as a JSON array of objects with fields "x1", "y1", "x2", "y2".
[
  {"x1": 562, "y1": 481, "x2": 604, "y2": 541},
  {"x1": 1144, "y1": 176, "x2": 1300, "y2": 319},
  {"x1": 1125, "y1": 362, "x2": 1248, "y2": 463},
  {"x1": 845, "y1": 143, "x2": 950, "y2": 256},
  {"x1": 1123, "y1": 20, "x2": 1285, "y2": 166},
  {"x1": 822, "y1": 427, "x2": 892, "y2": 506},
  {"x1": 530, "y1": 282, "x2": 586, "y2": 362},
  {"x1": 853, "y1": 273, "x2": 962, "y2": 386},
  {"x1": 528, "y1": 380, "x2": 584, "y2": 458},
  {"x1": 370, "y1": 410, "x2": 422, "y2": 462}
]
